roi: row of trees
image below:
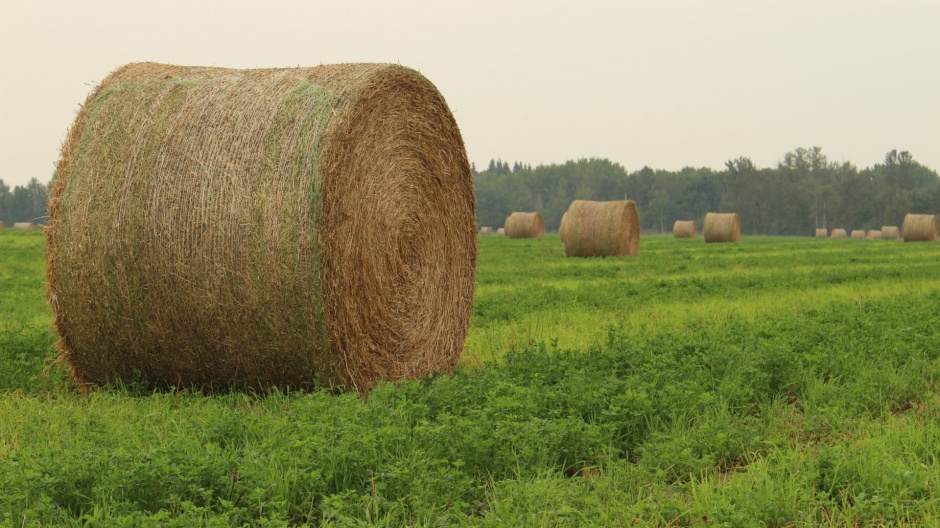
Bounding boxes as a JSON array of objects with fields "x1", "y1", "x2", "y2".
[
  {"x1": 474, "y1": 148, "x2": 940, "y2": 236},
  {"x1": 0, "y1": 178, "x2": 50, "y2": 227}
]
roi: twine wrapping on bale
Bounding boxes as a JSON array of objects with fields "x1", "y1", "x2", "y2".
[
  {"x1": 504, "y1": 212, "x2": 545, "y2": 239},
  {"x1": 13, "y1": 222, "x2": 36, "y2": 230},
  {"x1": 46, "y1": 62, "x2": 477, "y2": 393},
  {"x1": 703, "y1": 213, "x2": 740, "y2": 243},
  {"x1": 815, "y1": 228, "x2": 827, "y2": 238},
  {"x1": 881, "y1": 226, "x2": 900, "y2": 240},
  {"x1": 673, "y1": 220, "x2": 698, "y2": 238},
  {"x1": 902, "y1": 214, "x2": 939, "y2": 242},
  {"x1": 831, "y1": 229, "x2": 847, "y2": 239},
  {"x1": 496, "y1": 227, "x2": 505, "y2": 236},
  {"x1": 562, "y1": 200, "x2": 640, "y2": 257},
  {"x1": 866, "y1": 230, "x2": 881, "y2": 240},
  {"x1": 850, "y1": 230, "x2": 866, "y2": 240},
  {"x1": 480, "y1": 227, "x2": 493, "y2": 235}
]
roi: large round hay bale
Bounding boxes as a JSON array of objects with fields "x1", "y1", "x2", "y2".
[
  {"x1": 850, "y1": 230, "x2": 866, "y2": 240},
  {"x1": 480, "y1": 227, "x2": 494, "y2": 235},
  {"x1": 902, "y1": 214, "x2": 939, "y2": 242},
  {"x1": 815, "y1": 228, "x2": 827, "y2": 238},
  {"x1": 831, "y1": 228, "x2": 847, "y2": 239},
  {"x1": 46, "y1": 62, "x2": 476, "y2": 393},
  {"x1": 673, "y1": 220, "x2": 698, "y2": 238},
  {"x1": 881, "y1": 225, "x2": 900, "y2": 240},
  {"x1": 496, "y1": 227, "x2": 505, "y2": 236},
  {"x1": 13, "y1": 222, "x2": 36, "y2": 230},
  {"x1": 562, "y1": 200, "x2": 640, "y2": 257},
  {"x1": 559, "y1": 212, "x2": 570, "y2": 243},
  {"x1": 702, "y1": 213, "x2": 740, "y2": 243},
  {"x1": 504, "y1": 212, "x2": 545, "y2": 238},
  {"x1": 866, "y1": 230, "x2": 881, "y2": 240}
]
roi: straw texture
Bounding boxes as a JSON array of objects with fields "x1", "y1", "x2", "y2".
[
  {"x1": 866, "y1": 230, "x2": 881, "y2": 240},
  {"x1": 562, "y1": 200, "x2": 640, "y2": 257},
  {"x1": 815, "y1": 228, "x2": 827, "y2": 238},
  {"x1": 831, "y1": 229, "x2": 847, "y2": 239},
  {"x1": 559, "y1": 212, "x2": 570, "y2": 243},
  {"x1": 47, "y1": 62, "x2": 476, "y2": 393},
  {"x1": 902, "y1": 214, "x2": 939, "y2": 242},
  {"x1": 673, "y1": 220, "x2": 698, "y2": 238},
  {"x1": 703, "y1": 213, "x2": 740, "y2": 243},
  {"x1": 881, "y1": 226, "x2": 900, "y2": 240},
  {"x1": 13, "y1": 222, "x2": 35, "y2": 230},
  {"x1": 850, "y1": 230, "x2": 866, "y2": 240},
  {"x1": 504, "y1": 212, "x2": 545, "y2": 238}
]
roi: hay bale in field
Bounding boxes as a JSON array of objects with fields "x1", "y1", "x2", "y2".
[
  {"x1": 13, "y1": 222, "x2": 36, "y2": 230},
  {"x1": 866, "y1": 230, "x2": 881, "y2": 240},
  {"x1": 815, "y1": 228, "x2": 827, "y2": 238},
  {"x1": 831, "y1": 229, "x2": 847, "y2": 239},
  {"x1": 496, "y1": 227, "x2": 505, "y2": 236},
  {"x1": 46, "y1": 62, "x2": 476, "y2": 393},
  {"x1": 673, "y1": 220, "x2": 698, "y2": 238},
  {"x1": 504, "y1": 212, "x2": 545, "y2": 239},
  {"x1": 0, "y1": 221, "x2": 6, "y2": 229},
  {"x1": 850, "y1": 230, "x2": 866, "y2": 239},
  {"x1": 480, "y1": 227, "x2": 493, "y2": 235},
  {"x1": 881, "y1": 226, "x2": 900, "y2": 240},
  {"x1": 702, "y1": 213, "x2": 740, "y2": 243},
  {"x1": 562, "y1": 200, "x2": 640, "y2": 257},
  {"x1": 902, "y1": 214, "x2": 939, "y2": 242}
]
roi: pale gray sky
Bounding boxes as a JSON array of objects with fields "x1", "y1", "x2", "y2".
[{"x1": 1, "y1": 0, "x2": 938, "y2": 188}]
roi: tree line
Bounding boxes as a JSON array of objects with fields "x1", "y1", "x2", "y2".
[
  {"x1": 0, "y1": 177, "x2": 50, "y2": 227},
  {"x1": 474, "y1": 148, "x2": 940, "y2": 235}
]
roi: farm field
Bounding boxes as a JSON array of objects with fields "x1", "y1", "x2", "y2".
[{"x1": 1, "y1": 229, "x2": 940, "y2": 526}]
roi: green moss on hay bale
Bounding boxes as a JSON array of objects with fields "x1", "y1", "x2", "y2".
[
  {"x1": 47, "y1": 62, "x2": 476, "y2": 393},
  {"x1": 562, "y1": 200, "x2": 640, "y2": 257}
]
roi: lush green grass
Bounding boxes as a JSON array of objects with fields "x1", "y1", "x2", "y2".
[{"x1": 1, "y1": 230, "x2": 939, "y2": 526}]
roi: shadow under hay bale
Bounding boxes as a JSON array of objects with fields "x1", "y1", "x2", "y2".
[
  {"x1": 504, "y1": 212, "x2": 544, "y2": 239},
  {"x1": 902, "y1": 214, "x2": 939, "y2": 242},
  {"x1": 562, "y1": 200, "x2": 639, "y2": 257},
  {"x1": 703, "y1": 213, "x2": 740, "y2": 243},
  {"x1": 47, "y1": 62, "x2": 476, "y2": 394},
  {"x1": 673, "y1": 220, "x2": 698, "y2": 238}
]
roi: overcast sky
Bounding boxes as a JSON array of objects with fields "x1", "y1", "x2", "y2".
[{"x1": 1, "y1": 0, "x2": 938, "y2": 188}]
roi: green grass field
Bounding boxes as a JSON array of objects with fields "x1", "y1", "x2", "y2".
[{"x1": 2, "y1": 230, "x2": 939, "y2": 526}]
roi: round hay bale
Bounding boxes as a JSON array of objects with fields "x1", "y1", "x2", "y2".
[
  {"x1": 866, "y1": 230, "x2": 881, "y2": 240},
  {"x1": 46, "y1": 62, "x2": 476, "y2": 393},
  {"x1": 13, "y1": 222, "x2": 36, "y2": 230},
  {"x1": 0, "y1": 221, "x2": 6, "y2": 229},
  {"x1": 902, "y1": 214, "x2": 939, "y2": 242},
  {"x1": 815, "y1": 228, "x2": 827, "y2": 238},
  {"x1": 496, "y1": 227, "x2": 505, "y2": 236},
  {"x1": 562, "y1": 200, "x2": 640, "y2": 257},
  {"x1": 850, "y1": 230, "x2": 866, "y2": 240},
  {"x1": 702, "y1": 213, "x2": 740, "y2": 243},
  {"x1": 559, "y1": 212, "x2": 570, "y2": 243},
  {"x1": 673, "y1": 220, "x2": 698, "y2": 238},
  {"x1": 504, "y1": 212, "x2": 545, "y2": 239},
  {"x1": 881, "y1": 225, "x2": 900, "y2": 240},
  {"x1": 480, "y1": 227, "x2": 494, "y2": 235},
  {"x1": 831, "y1": 228, "x2": 847, "y2": 239}
]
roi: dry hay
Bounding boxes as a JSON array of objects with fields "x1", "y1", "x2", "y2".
[
  {"x1": 881, "y1": 225, "x2": 900, "y2": 240},
  {"x1": 902, "y1": 214, "x2": 939, "y2": 242},
  {"x1": 673, "y1": 220, "x2": 698, "y2": 238},
  {"x1": 866, "y1": 230, "x2": 881, "y2": 240},
  {"x1": 46, "y1": 62, "x2": 476, "y2": 393},
  {"x1": 504, "y1": 212, "x2": 545, "y2": 238},
  {"x1": 815, "y1": 228, "x2": 827, "y2": 238},
  {"x1": 850, "y1": 230, "x2": 866, "y2": 240},
  {"x1": 831, "y1": 229, "x2": 847, "y2": 239},
  {"x1": 559, "y1": 212, "x2": 570, "y2": 243},
  {"x1": 703, "y1": 213, "x2": 740, "y2": 243},
  {"x1": 562, "y1": 200, "x2": 640, "y2": 257},
  {"x1": 0, "y1": 221, "x2": 6, "y2": 229},
  {"x1": 13, "y1": 222, "x2": 36, "y2": 230},
  {"x1": 479, "y1": 227, "x2": 494, "y2": 235},
  {"x1": 496, "y1": 227, "x2": 505, "y2": 236}
]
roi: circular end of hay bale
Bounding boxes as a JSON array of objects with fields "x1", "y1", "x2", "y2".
[
  {"x1": 559, "y1": 212, "x2": 570, "y2": 243},
  {"x1": 703, "y1": 213, "x2": 740, "y2": 243},
  {"x1": 562, "y1": 200, "x2": 640, "y2": 257},
  {"x1": 504, "y1": 212, "x2": 545, "y2": 238},
  {"x1": 815, "y1": 228, "x2": 828, "y2": 238},
  {"x1": 673, "y1": 220, "x2": 698, "y2": 238},
  {"x1": 830, "y1": 229, "x2": 847, "y2": 239},
  {"x1": 47, "y1": 62, "x2": 476, "y2": 393},
  {"x1": 902, "y1": 214, "x2": 939, "y2": 242}
]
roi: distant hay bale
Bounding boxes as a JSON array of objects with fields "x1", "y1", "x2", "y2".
[
  {"x1": 559, "y1": 212, "x2": 570, "y2": 243},
  {"x1": 703, "y1": 213, "x2": 740, "y2": 243},
  {"x1": 562, "y1": 200, "x2": 640, "y2": 257},
  {"x1": 504, "y1": 212, "x2": 545, "y2": 239},
  {"x1": 866, "y1": 230, "x2": 881, "y2": 240},
  {"x1": 673, "y1": 220, "x2": 698, "y2": 238},
  {"x1": 815, "y1": 228, "x2": 827, "y2": 238},
  {"x1": 13, "y1": 222, "x2": 36, "y2": 230},
  {"x1": 480, "y1": 227, "x2": 494, "y2": 235},
  {"x1": 496, "y1": 227, "x2": 505, "y2": 236},
  {"x1": 881, "y1": 226, "x2": 900, "y2": 240},
  {"x1": 831, "y1": 229, "x2": 847, "y2": 239},
  {"x1": 0, "y1": 221, "x2": 6, "y2": 229},
  {"x1": 46, "y1": 62, "x2": 476, "y2": 393},
  {"x1": 850, "y1": 230, "x2": 866, "y2": 240},
  {"x1": 902, "y1": 214, "x2": 939, "y2": 242}
]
